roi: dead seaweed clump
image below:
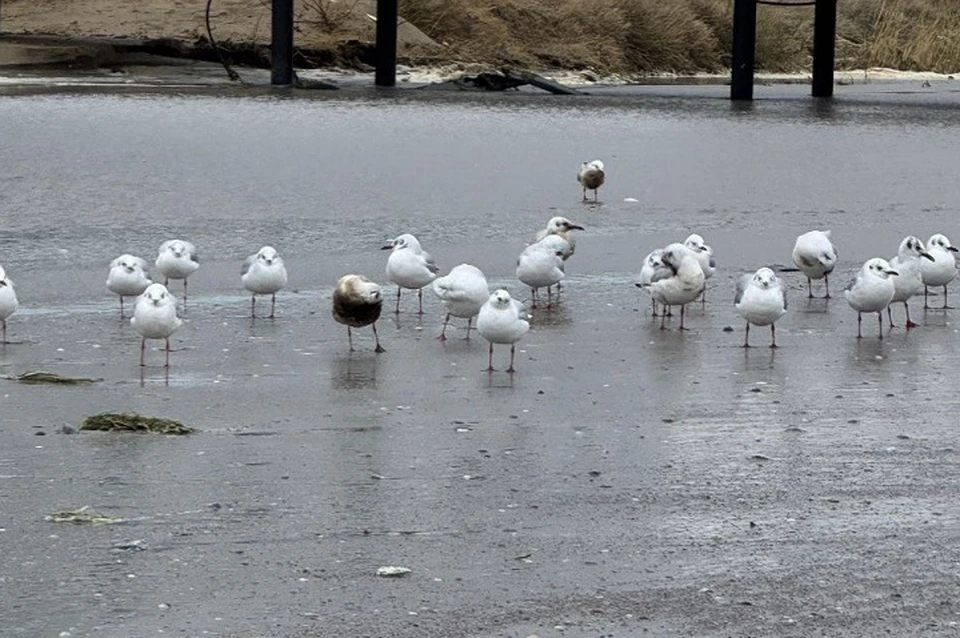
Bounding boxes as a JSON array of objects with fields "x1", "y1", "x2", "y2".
[
  {"x1": 46, "y1": 506, "x2": 123, "y2": 525},
  {"x1": 10, "y1": 371, "x2": 100, "y2": 385},
  {"x1": 80, "y1": 412, "x2": 195, "y2": 435}
]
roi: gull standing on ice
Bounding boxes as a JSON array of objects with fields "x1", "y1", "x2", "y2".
[
  {"x1": 639, "y1": 243, "x2": 705, "y2": 331},
  {"x1": 792, "y1": 230, "x2": 838, "y2": 298},
  {"x1": 241, "y1": 246, "x2": 288, "y2": 318},
  {"x1": 636, "y1": 248, "x2": 672, "y2": 316},
  {"x1": 844, "y1": 258, "x2": 898, "y2": 339},
  {"x1": 888, "y1": 235, "x2": 934, "y2": 328},
  {"x1": 577, "y1": 160, "x2": 605, "y2": 201},
  {"x1": 735, "y1": 267, "x2": 787, "y2": 348},
  {"x1": 131, "y1": 283, "x2": 182, "y2": 367},
  {"x1": 332, "y1": 274, "x2": 385, "y2": 353},
  {"x1": 684, "y1": 233, "x2": 716, "y2": 306},
  {"x1": 155, "y1": 239, "x2": 199, "y2": 302},
  {"x1": 477, "y1": 289, "x2": 530, "y2": 373},
  {"x1": 921, "y1": 233, "x2": 959, "y2": 309},
  {"x1": 432, "y1": 263, "x2": 489, "y2": 341},
  {"x1": 106, "y1": 254, "x2": 152, "y2": 319},
  {"x1": 0, "y1": 265, "x2": 19, "y2": 344},
  {"x1": 383, "y1": 233, "x2": 438, "y2": 315},
  {"x1": 517, "y1": 243, "x2": 565, "y2": 308}
]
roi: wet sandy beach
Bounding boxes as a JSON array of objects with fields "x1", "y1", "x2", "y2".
[{"x1": 2, "y1": 84, "x2": 960, "y2": 637}]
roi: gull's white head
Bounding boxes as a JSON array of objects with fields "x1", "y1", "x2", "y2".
[
  {"x1": 684, "y1": 234, "x2": 708, "y2": 253},
  {"x1": 899, "y1": 236, "x2": 934, "y2": 261},
  {"x1": 257, "y1": 246, "x2": 281, "y2": 266},
  {"x1": 928, "y1": 233, "x2": 959, "y2": 253},
  {"x1": 141, "y1": 283, "x2": 175, "y2": 307},
  {"x1": 660, "y1": 242, "x2": 696, "y2": 271},
  {"x1": 382, "y1": 233, "x2": 422, "y2": 253},
  {"x1": 488, "y1": 289, "x2": 513, "y2": 309},
  {"x1": 864, "y1": 257, "x2": 898, "y2": 279},
  {"x1": 547, "y1": 216, "x2": 585, "y2": 234},
  {"x1": 645, "y1": 248, "x2": 664, "y2": 267},
  {"x1": 165, "y1": 241, "x2": 188, "y2": 258},
  {"x1": 752, "y1": 267, "x2": 778, "y2": 289},
  {"x1": 113, "y1": 254, "x2": 143, "y2": 274}
]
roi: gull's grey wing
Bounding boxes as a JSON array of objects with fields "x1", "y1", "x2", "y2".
[
  {"x1": 734, "y1": 274, "x2": 751, "y2": 305},
  {"x1": 779, "y1": 279, "x2": 788, "y2": 310},
  {"x1": 422, "y1": 251, "x2": 440, "y2": 274},
  {"x1": 186, "y1": 242, "x2": 199, "y2": 264},
  {"x1": 844, "y1": 271, "x2": 861, "y2": 292},
  {"x1": 709, "y1": 253, "x2": 717, "y2": 269},
  {"x1": 649, "y1": 264, "x2": 673, "y2": 284},
  {"x1": 241, "y1": 254, "x2": 256, "y2": 276}
]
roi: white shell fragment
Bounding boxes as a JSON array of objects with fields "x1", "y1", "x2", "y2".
[{"x1": 376, "y1": 566, "x2": 412, "y2": 577}]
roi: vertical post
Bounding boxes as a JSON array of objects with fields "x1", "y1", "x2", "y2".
[
  {"x1": 375, "y1": 0, "x2": 398, "y2": 87},
  {"x1": 730, "y1": 0, "x2": 757, "y2": 100},
  {"x1": 812, "y1": 0, "x2": 837, "y2": 97},
  {"x1": 271, "y1": 0, "x2": 294, "y2": 86}
]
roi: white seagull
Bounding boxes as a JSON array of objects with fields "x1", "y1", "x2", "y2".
[
  {"x1": 735, "y1": 267, "x2": 787, "y2": 348},
  {"x1": 432, "y1": 263, "x2": 489, "y2": 341},
  {"x1": 106, "y1": 254, "x2": 152, "y2": 319},
  {"x1": 888, "y1": 235, "x2": 934, "y2": 328},
  {"x1": 477, "y1": 289, "x2": 530, "y2": 373},
  {"x1": 382, "y1": 233, "x2": 439, "y2": 315},
  {"x1": 332, "y1": 274, "x2": 385, "y2": 353},
  {"x1": 640, "y1": 243, "x2": 705, "y2": 330},
  {"x1": 534, "y1": 216, "x2": 584, "y2": 261},
  {"x1": 921, "y1": 233, "x2": 959, "y2": 309},
  {"x1": 0, "y1": 265, "x2": 19, "y2": 344},
  {"x1": 684, "y1": 233, "x2": 716, "y2": 305},
  {"x1": 844, "y1": 257, "x2": 898, "y2": 339},
  {"x1": 131, "y1": 283, "x2": 183, "y2": 367},
  {"x1": 577, "y1": 160, "x2": 605, "y2": 201},
  {"x1": 241, "y1": 246, "x2": 288, "y2": 318},
  {"x1": 792, "y1": 230, "x2": 838, "y2": 298},
  {"x1": 636, "y1": 248, "x2": 672, "y2": 316},
  {"x1": 155, "y1": 239, "x2": 199, "y2": 302},
  {"x1": 517, "y1": 243, "x2": 565, "y2": 308}
]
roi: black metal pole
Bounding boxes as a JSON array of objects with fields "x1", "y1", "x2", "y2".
[
  {"x1": 812, "y1": 0, "x2": 837, "y2": 97},
  {"x1": 271, "y1": 0, "x2": 294, "y2": 86},
  {"x1": 375, "y1": 0, "x2": 398, "y2": 87},
  {"x1": 730, "y1": 0, "x2": 757, "y2": 100}
]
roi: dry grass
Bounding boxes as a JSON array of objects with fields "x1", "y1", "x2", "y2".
[
  {"x1": 395, "y1": 0, "x2": 960, "y2": 74},
  {"x1": 4, "y1": 0, "x2": 960, "y2": 73}
]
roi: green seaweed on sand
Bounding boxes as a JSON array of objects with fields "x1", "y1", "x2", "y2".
[
  {"x1": 46, "y1": 506, "x2": 123, "y2": 525},
  {"x1": 10, "y1": 371, "x2": 100, "y2": 385},
  {"x1": 80, "y1": 412, "x2": 195, "y2": 435}
]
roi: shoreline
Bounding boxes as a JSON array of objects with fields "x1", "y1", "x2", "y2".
[{"x1": 0, "y1": 34, "x2": 957, "y2": 91}]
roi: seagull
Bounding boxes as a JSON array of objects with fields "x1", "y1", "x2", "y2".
[
  {"x1": 921, "y1": 233, "x2": 959, "y2": 309},
  {"x1": 684, "y1": 233, "x2": 716, "y2": 306},
  {"x1": 432, "y1": 263, "x2": 489, "y2": 341},
  {"x1": 0, "y1": 265, "x2": 19, "y2": 344},
  {"x1": 382, "y1": 233, "x2": 439, "y2": 315},
  {"x1": 477, "y1": 289, "x2": 530, "y2": 373},
  {"x1": 517, "y1": 243, "x2": 565, "y2": 308},
  {"x1": 332, "y1": 274, "x2": 385, "y2": 353},
  {"x1": 639, "y1": 243, "x2": 705, "y2": 330},
  {"x1": 735, "y1": 267, "x2": 787, "y2": 348},
  {"x1": 155, "y1": 240, "x2": 199, "y2": 302},
  {"x1": 534, "y1": 216, "x2": 584, "y2": 261},
  {"x1": 241, "y1": 246, "x2": 288, "y2": 318},
  {"x1": 106, "y1": 254, "x2": 152, "y2": 319},
  {"x1": 844, "y1": 258, "x2": 898, "y2": 339},
  {"x1": 578, "y1": 160, "x2": 605, "y2": 202},
  {"x1": 131, "y1": 283, "x2": 183, "y2": 367},
  {"x1": 636, "y1": 248, "x2": 672, "y2": 316},
  {"x1": 888, "y1": 235, "x2": 934, "y2": 328},
  {"x1": 792, "y1": 230, "x2": 838, "y2": 298}
]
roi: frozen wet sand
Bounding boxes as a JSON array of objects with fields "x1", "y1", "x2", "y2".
[{"x1": 2, "y1": 90, "x2": 960, "y2": 637}]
